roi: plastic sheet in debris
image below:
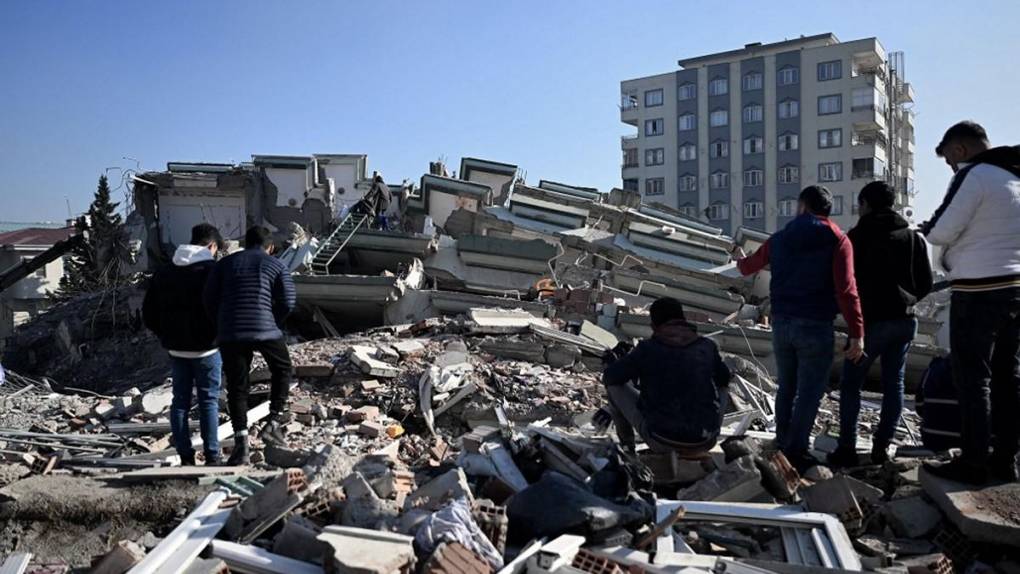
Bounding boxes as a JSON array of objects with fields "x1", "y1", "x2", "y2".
[{"x1": 414, "y1": 498, "x2": 504, "y2": 570}]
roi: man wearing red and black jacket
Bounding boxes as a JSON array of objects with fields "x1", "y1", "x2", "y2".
[{"x1": 735, "y1": 186, "x2": 864, "y2": 471}]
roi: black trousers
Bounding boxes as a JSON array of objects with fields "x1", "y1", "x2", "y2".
[
  {"x1": 220, "y1": 338, "x2": 293, "y2": 433},
  {"x1": 950, "y1": 287, "x2": 1020, "y2": 465}
]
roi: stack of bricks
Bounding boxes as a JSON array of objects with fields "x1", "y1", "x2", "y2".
[
  {"x1": 422, "y1": 542, "x2": 489, "y2": 574},
  {"x1": 472, "y1": 500, "x2": 508, "y2": 555},
  {"x1": 571, "y1": 549, "x2": 626, "y2": 574}
]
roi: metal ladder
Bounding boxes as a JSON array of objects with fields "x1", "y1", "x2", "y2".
[{"x1": 309, "y1": 213, "x2": 371, "y2": 275}]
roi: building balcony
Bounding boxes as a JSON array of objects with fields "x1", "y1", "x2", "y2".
[
  {"x1": 621, "y1": 107, "x2": 639, "y2": 126},
  {"x1": 852, "y1": 48, "x2": 885, "y2": 78},
  {"x1": 852, "y1": 107, "x2": 886, "y2": 133},
  {"x1": 896, "y1": 81, "x2": 915, "y2": 103},
  {"x1": 621, "y1": 134, "x2": 639, "y2": 149}
]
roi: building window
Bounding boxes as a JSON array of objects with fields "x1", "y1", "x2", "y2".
[
  {"x1": 678, "y1": 203, "x2": 698, "y2": 217},
  {"x1": 743, "y1": 103, "x2": 763, "y2": 123},
  {"x1": 778, "y1": 99, "x2": 799, "y2": 119},
  {"x1": 679, "y1": 174, "x2": 698, "y2": 191},
  {"x1": 831, "y1": 195, "x2": 845, "y2": 216},
  {"x1": 709, "y1": 109, "x2": 729, "y2": 127},
  {"x1": 743, "y1": 136, "x2": 763, "y2": 155},
  {"x1": 852, "y1": 201, "x2": 860, "y2": 215},
  {"x1": 623, "y1": 178, "x2": 639, "y2": 191},
  {"x1": 709, "y1": 139, "x2": 729, "y2": 158},
  {"x1": 852, "y1": 157, "x2": 886, "y2": 179},
  {"x1": 678, "y1": 113, "x2": 696, "y2": 131},
  {"x1": 621, "y1": 93, "x2": 639, "y2": 110},
  {"x1": 645, "y1": 89, "x2": 664, "y2": 107},
  {"x1": 678, "y1": 143, "x2": 697, "y2": 161},
  {"x1": 818, "y1": 128, "x2": 843, "y2": 148},
  {"x1": 622, "y1": 148, "x2": 638, "y2": 168},
  {"x1": 818, "y1": 94, "x2": 842, "y2": 115},
  {"x1": 743, "y1": 169, "x2": 764, "y2": 187},
  {"x1": 778, "y1": 132, "x2": 799, "y2": 151},
  {"x1": 778, "y1": 197, "x2": 797, "y2": 216},
  {"x1": 709, "y1": 77, "x2": 728, "y2": 96},
  {"x1": 677, "y1": 83, "x2": 696, "y2": 101},
  {"x1": 645, "y1": 148, "x2": 664, "y2": 166},
  {"x1": 645, "y1": 118, "x2": 664, "y2": 136},
  {"x1": 778, "y1": 165, "x2": 800, "y2": 184},
  {"x1": 645, "y1": 178, "x2": 665, "y2": 196},
  {"x1": 742, "y1": 72, "x2": 763, "y2": 91},
  {"x1": 707, "y1": 202, "x2": 729, "y2": 221},
  {"x1": 777, "y1": 66, "x2": 799, "y2": 86},
  {"x1": 744, "y1": 201, "x2": 764, "y2": 219},
  {"x1": 818, "y1": 60, "x2": 842, "y2": 81},
  {"x1": 710, "y1": 171, "x2": 729, "y2": 189},
  {"x1": 851, "y1": 87, "x2": 887, "y2": 113},
  {"x1": 819, "y1": 161, "x2": 843, "y2": 182}
]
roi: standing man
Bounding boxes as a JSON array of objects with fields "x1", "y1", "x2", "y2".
[
  {"x1": 828, "y1": 182, "x2": 933, "y2": 468},
  {"x1": 143, "y1": 223, "x2": 224, "y2": 466},
  {"x1": 205, "y1": 226, "x2": 296, "y2": 465},
  {"x1": 735, "y1": 186, "x2": 865, "y2": 471},
  {"x1": 922, "y1": 121, "x2": 1020, "y2": 484}
]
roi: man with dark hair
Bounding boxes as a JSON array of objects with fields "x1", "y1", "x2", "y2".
[
  {"x1": 598, "y1": 297, "x2": 731, "y2": 455},
  {"x1": 143, "y1": 223, "x2": 224, "y2": 466},
  {"x1": 829, "y1": 181, "x2": 933, "y2": 468},
  {"x1": 922, "y1": 122, "x2": 1020, "y2": 484},
  {"x1": 205, "y1": 226, "x2": 296, "y2": 465},
  {"x1": 735, "y1": 186, "x2": 865, "y2": 471}
]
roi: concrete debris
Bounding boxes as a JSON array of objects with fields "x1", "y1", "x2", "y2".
[
  {"x1": 883, "y1": 495, "x2": 943, "y2": 539},
  {"x1": 90, "y1": 540, "x2": 145, "y2": 574},
  {"x1": 316, "y1": 526, "x2": 416, "y2": 574},
  {"x1": 676, "y1": 455, "x2": 766, "y2": 503}
]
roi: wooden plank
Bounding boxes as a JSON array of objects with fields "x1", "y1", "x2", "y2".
[{"x1": 119, "y1": 465, "x2": 265, "y2": 483}]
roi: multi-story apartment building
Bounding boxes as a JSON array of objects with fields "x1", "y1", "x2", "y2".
[{"x1": 620, "y1": 33, "x2": 916, "y2": 233}]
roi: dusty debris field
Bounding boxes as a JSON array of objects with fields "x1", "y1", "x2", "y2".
[{"x1": 0, "y1": 309, "x2": 1018, "y2": 573}]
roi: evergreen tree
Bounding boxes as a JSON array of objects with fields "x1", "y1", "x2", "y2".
[{"x1": 55, "y1": 175, "x2": 129, "y2": 299}]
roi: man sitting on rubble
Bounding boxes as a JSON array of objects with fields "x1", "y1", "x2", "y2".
[
  {"x1": 597, "y1": 297, "x2": 731, "y2": 456},
  {"x1": 142, "y1": 223, "x2": 224, "y2": 466},
  {"x1": 734, "y1": 186, "x2": 865, "y2": 472},
  {"x1": 204, "y1": 226, "x2": 296, "y2": 465}
]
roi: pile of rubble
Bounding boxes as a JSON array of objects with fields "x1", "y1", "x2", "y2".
[{"x1": 0, "y1": 308, "x2": 1018, "y2": 573}]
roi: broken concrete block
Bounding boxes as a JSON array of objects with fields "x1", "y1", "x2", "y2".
[
  {"x1": 544, "y1": 343, "x2": 581, "y2": 369},
  {"x1": 920, "y1": 468, "x2": 1020, "y2": 546},
  {"x1": 91, "y1": 540, "x2": 145, "y2": 574},
  {"x1": 478, "y1": 338, "x2": 545, "y2": 363},
  {"x1": 295, "y1": 413, "x2": 316, "y2": 424},
  {"x1": 375, "y1": 345, "x2": 400, "y2": 362},
  {"x1": 884, "y1": 496, "x2": 942, "y2": 539},
  {"x1": 264, "y1": 444, "x2": 313, "y2": 469},
  {"x1": 349, "y1": 345, "x2": 400, "y2": 378},
  {"x1": 271, "y1": 517, "x2": 326, "y2": 564},
  {"x1": 804, "y1": 465, "x2": 834, "y2": 482},
  {"x1": 391, "y1": 340, "x2": 426, "y2": 357},
  {"x1": 423, "y1": 542, "x2": 491, "y2": 574},
  {"x1": 136, "y1": 388, "x2": 174, "y2": 416},
  {"x1": 639, "y1": 451, "x2": 713, "y2": 485},
  {"x1": 317, "y1": 526, "x2": 416, "y2": 573},
  {"x1": 360, "y1": 379, "x2": 382, "y2": 392},
  {"x1": 405, "y1": 468, "x2": 474, "y2": 512},
  {"x1": 359, "y1": 421, "x2": 386, "y2": 438},
  {"x1": 347, "y1": 405, "x2": 380, "y2": 424},
  {"x1": 756, "y1": 450, "x2": 800, "y2": 500},
  {"x1": 181, "y1": 558, "x2": 228, "y2": 574},
  {"x1": 468, "y1": 308, "x2": 548, "y2": 334},
  {"x1": 459, "y1": 425, "x2": 500, "y2": 454},
  {"x1": 579, "y1": 320, "x2": 618, "y2": 350},
  {"x1": 92, "y1": 401, "x2": 116, "y2": 419},
  {"x1": 372, "y1": 469, "x2": 416, "y2": 500},
  {"x1": 801, "y1": 476, "x2": 864, "y2": 530},
  {"x1": 676, "y1": 455, "x2": 765, "y2": 502}
]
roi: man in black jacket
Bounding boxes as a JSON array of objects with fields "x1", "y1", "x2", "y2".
[
  {"x1": 205, "y1": 226, "x2": 296, "y2": 465},
  {"x1": 143, "y1": 223, "x2": 224, "y2": 466},
  {"x1": 599, "y1": 298, "x2": 731, "y2": 454},
  {"x1": 829, "y1": 182, "x2": 933, "y2": 467}
]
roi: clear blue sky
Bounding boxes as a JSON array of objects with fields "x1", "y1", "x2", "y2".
[{"x1": 2, "y1": 1, "x2": 1018, "y2": 224}]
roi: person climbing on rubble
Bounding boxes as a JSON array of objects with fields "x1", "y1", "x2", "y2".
[
  {"x1": 733, "y1": 185, "x2": 865, "y2": 472},
  {"x1": 204, "y1": 226, "x2": 296, "y2": 465},
  {"x1": 596, "y1": 297, "x2": 731, "y2": 456},
  {"x1": 355, "y1": 172, "x2": 392, "y2": 230},
  {"x1": 828, "y1": 181, "x2": 933, "y2": 468},
  {"x1": 142, "y1": 223, "x2": 225, "y2": 466},
  {"x1": 920, "y1": 121, "x2": 1020, "y2": 484}
]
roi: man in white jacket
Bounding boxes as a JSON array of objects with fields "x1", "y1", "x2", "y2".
[{"x1": 922, "y1": 121, "x2": 1020, "y2": 484}]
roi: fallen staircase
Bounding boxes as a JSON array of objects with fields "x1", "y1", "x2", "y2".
[{"x1": 309, "y1": 213, "x2": 371, "y2": 275}]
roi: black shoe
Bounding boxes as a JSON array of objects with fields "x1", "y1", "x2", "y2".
[
  {"x1": 226, "y1": 436, "x2": 250, "y2": 466},
  {"x1": 785, "y1": 451, "x2": 818, "y2": 474},
  {"x1": 989, "y1": 454, "x2": 1019, "y2": 483},
  {"x1": 827, "y1": 446, "x2": 859, "y2": 468},
  {"x1": 179, "y1": 452, "x2": 196, "y2": 466},
  {"x1": 871, "y1": 442, "x2": 890, "y2": 465},
  {"x1": 204, "y1": 451, "x2": 223, "y2": 466},
  {"x1": 923, "y1": 458, "x2": 988, "y2": 485}
]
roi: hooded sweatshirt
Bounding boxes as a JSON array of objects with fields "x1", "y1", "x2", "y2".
[
  {"x1": 603, "y1": 320, "x2": 731, "y2": 445},
  {"x1": 142, "y1": 245, "x2": 219, "y2": 356},
  {"x1": 848, "y1": 209, "x2": 933, "y2": 322}
]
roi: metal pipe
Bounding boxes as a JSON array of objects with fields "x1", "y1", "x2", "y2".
[{"x1": 210, "y1": 540, "x2": 323, "y2": 574}]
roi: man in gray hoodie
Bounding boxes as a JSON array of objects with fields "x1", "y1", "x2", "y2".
[{"x1": 143, "y1": 223, "x2": 224, "y2": 466}]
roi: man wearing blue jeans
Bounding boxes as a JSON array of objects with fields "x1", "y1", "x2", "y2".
[
  {"x1": 736, "y1": 186, "x2": 865, "y2": 471},
  {"x1": 143, "y1": 223, "x2": 224, "y2": 466},
  {"x1": 829, "y1": 182, "x2": 932, "y2": 467}
]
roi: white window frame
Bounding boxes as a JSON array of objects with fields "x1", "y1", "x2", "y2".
[
  {"x1": 778, "y1": 132, "x2": 799, "y2": 151},
  {"x1": 742, "y1": 72, "x2": 763, "y2": 91},
  {"x1": 677, "y1": 83, "x2": 696, "y2": 101},
  {"x1": 819, "y1": 162, "x2": 843, "y2": 182},
  {"x1": 778, "y1": 99, "x2": 799, "y2": 119},
  {"x1": 710, "y1": 171, "x2": 729, "y2": 189},
  {"x1": 707, "y1": 203, "x2": 730, "y2": 221},
  {"x1": 778, "y1": 197, "x2": 797, "y2": 217},
  {"x1": 709, "y1": 109, "x2": 729, "y2": 127},
  {"x1": 645, "y1": 89, "x2": 664, "y2": 107},
  {"x1": 678, "y1": 203, "x2": 698, "y2": 217},
  {"x1": 678, "y1": 113, "x2": 696, "y2": 131},
  {"x1": 743, "y1": 136, "x2": 763, "y2": 155},
  {"x1": 777, "y1": 66, "x2": 799, "y2": 86},
  {"x1": 778, "y1": 165, "x2": 800, "y2": 184},
  {"x1": 744, "y1": 201, "x2": 764, "y2": 219},
  {"x1": 709, "y1": 140, "x2": 729, "y2": 159},
  {"x1": 831, "y1": 195, "x2": 845, "y2": 216},
  {"x1": 818, "y1": 94, "x2": 842, "y2": 115},
  {"x1": 622, "y1": 148, "x2": 638, "y2": 167},
  {"x1": 818, "y1": 60, "x2": 842, "y2": 81},
  {"x1": 743, "y1": 169, "x2": 764, "y2": 187},
  {"x1": 644, "y1": 148, "x2": 665, "y2": 166},
  {"x1": 709, "y1": 77, "x2": 728, "y2": 96},
  {"x1": 645, "y1": 118, "x2": 664, "y2": 136},
  {"x1": 678, "y1": 174, "x2": 698, "y2": 192},
  {"x1": 818, "y1": 128, "x2": 843, "y2": 149},
  {"x1": 743, "y1": 103, "x2": 763, "y2": 123},
  {"x1": 645, "y1": 177, "x2": 665, "y2": 196},
  {"x1": 678, "y1": 143, "x2": 697, "y2": 161}
]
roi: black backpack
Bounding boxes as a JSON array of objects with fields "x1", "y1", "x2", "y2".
[{"x1": 915, "y1": 355, "x2": 961, "y2": 452}]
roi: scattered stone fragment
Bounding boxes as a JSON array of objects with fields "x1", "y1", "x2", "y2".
[{"x1": 883, "y1": 495, "x2": 943, "y2": 539}]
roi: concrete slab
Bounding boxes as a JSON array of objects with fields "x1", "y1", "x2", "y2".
[
  {"x1": 349, "y1": 346, "x2": 400, "y2": 378},
  {"x1": 317, "y1": 526, "x2": 415, "y2": 574},
  {"x1": 676, "y1": 455, "x2": 765, "y2": 502},
  {"x1": 920, "y1": 467, "x2": 1020, "y2": 546},
  {"x1": 468, "y1": 308, "x2": 551, "y2": 333},
  {"x1": 882, "y1": 495, "x2": 942, "y2": 539},
  {"x1": 579, "y1": 320, "x2": 619, "y2": 349}
]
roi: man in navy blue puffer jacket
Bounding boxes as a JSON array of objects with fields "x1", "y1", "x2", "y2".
[{"x1": 205, "y1": 226, "x2": 296, "y2": 465}]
